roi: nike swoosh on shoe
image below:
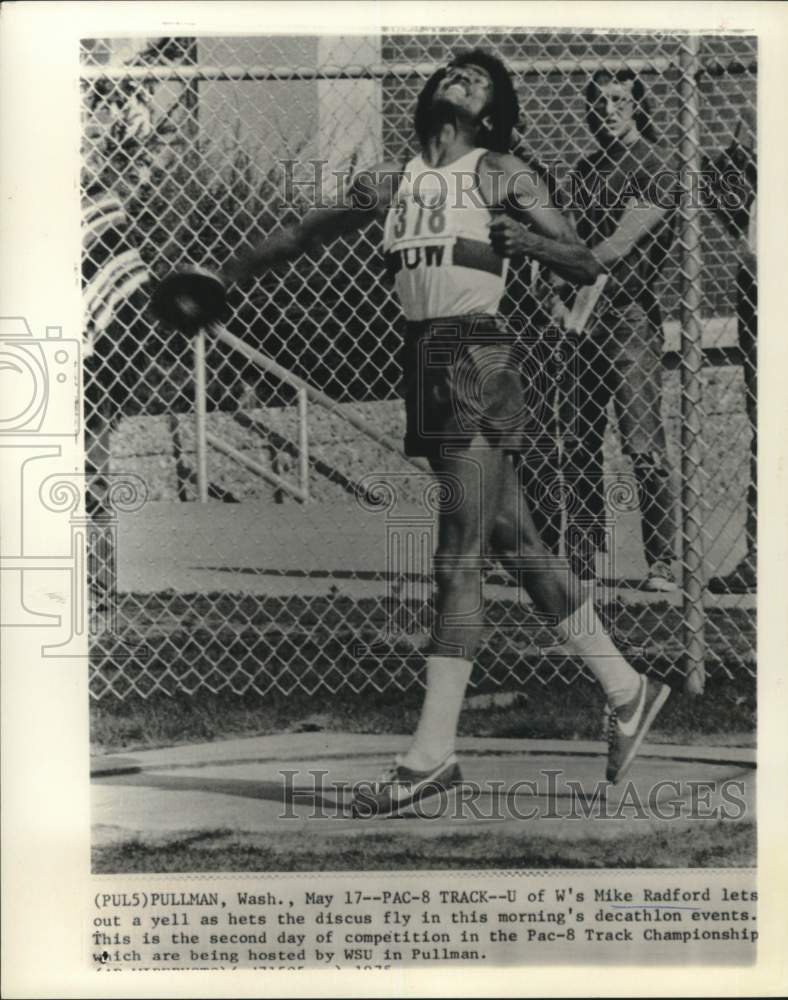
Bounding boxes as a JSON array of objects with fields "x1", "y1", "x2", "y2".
[{"x1": 616, "y1": 677, "x2": 647, "y2": 738}]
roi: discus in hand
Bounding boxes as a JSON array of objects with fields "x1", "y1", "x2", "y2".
[{"x1": 151, "y1": 266, "x2": 228, "y2": 334}]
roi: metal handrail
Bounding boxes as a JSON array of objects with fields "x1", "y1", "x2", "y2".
[
  {"x1": 211, "y1": 324, "x2": 426, "y2": 468},
  {"x1": 192, "y1": 323, "x2": 426, "y2": 504},
  {"x1": 192, "y1": 327, "x2": 310, "y2": 503}
]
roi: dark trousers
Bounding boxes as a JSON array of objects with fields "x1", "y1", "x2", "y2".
[
  {"x1": 561, "y1": 302, "x2": 676, "y2": 571},
  {"x1": 516, "y1": 332, "x2": 564, "y2": 555}
]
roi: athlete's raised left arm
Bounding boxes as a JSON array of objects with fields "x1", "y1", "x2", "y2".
[{"x1": 483, "y1": 153, "x2": 600, "y2": 286}]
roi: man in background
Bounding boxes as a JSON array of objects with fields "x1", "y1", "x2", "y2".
[
  {"x1": 561, "y1": 68, "x2": 679, "y2": 592},
  {"x1": 704, "y1": 109, "x2": 757, "y2": 594},
  {"x1": 502, "y1": 151, "x2": 567, "y2": 556}
]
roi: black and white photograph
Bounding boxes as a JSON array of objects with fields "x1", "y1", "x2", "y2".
[
  {"x1": 3, "y1": 1, "x2": 787, "y2": 990},
  {"x1": 84, "y1": 24, "x2": 756, "y2": 868}
]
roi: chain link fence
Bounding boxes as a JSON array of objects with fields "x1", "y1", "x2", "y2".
[{"x1": 80, "y1": 30, "x2": 756, "y2": 701}]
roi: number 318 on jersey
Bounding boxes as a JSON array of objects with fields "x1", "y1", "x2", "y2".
[{"x1": 391, "y1": 195, "x2": 448, "y2": 239}]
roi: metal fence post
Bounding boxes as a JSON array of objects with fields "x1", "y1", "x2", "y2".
[
  {"x1": 297, "y1": 386, "x2": 310, "y2": 501},
  {"x1": 678, "y1": 34, "x2": 706, "y2": 695},
  {"x1": 194, "y1": 328, "x2": 209, "y2": 503}
]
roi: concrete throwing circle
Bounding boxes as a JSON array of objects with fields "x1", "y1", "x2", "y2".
[{"x1": 92, "y1": 733, "x2": 754, "y2": 847}]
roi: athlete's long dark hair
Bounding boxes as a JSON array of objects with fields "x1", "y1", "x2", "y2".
[
  {"x1": 585, "y1": 68, "x2": 657, "y2": 143},
  {"x1": 414, "y1": 48, "x2": 520, "y2": 153}
]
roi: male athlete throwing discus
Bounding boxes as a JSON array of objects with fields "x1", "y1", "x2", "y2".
[{"x1": 154, "y1": 50, "x2": 671, "y2": 816}]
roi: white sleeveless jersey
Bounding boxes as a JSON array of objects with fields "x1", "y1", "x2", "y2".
[{"x1": 382, "y1": 148, "x2": 507, "y2": 321}]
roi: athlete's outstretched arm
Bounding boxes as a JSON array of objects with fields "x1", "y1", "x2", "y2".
[
  {"x1": 220, "y1": 206, "x2": 369, "y2": 284},
  {"x1": 484, "y1": 153, "x2": 600, "y2": 286},
  {"x1": 221, "y1": 161, "x2": 401, "y2": 285}
]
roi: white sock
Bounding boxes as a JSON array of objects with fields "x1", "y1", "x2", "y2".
[
  {"x1": 556, "y1": 598, "x2": 640, "y2": 708},
  {"x1": 403, "y1": 655, "x2": 473, "y2": 770}
]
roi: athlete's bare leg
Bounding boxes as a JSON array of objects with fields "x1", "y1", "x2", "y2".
[
  {"x1": 404, "y1": 448, "x2": 644, "y2": 770},
  {"x1": 490, "y1": 455, "x2": 579, "y2": 621},
  {"x1": 401, "y1": 439, "x2": 505, "y2": 769},
  {"x1": 428, "y1": 447, "x2": 580, "y2": 649},
  {"x1": 427, "y1": 442, "x2": 505, "y2": 657},
  {"x1": 490, "y1": 456, "x2": 643, "y2": 706}
]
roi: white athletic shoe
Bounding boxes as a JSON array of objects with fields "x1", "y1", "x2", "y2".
[
  {"x1": 606, "y1": 675, "x2": 671, "y2": 783},
  {"x1": 350, "y1": 753, "x2": 463, "y2": 818}
]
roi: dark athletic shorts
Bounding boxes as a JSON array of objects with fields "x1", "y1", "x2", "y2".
[{"x1": 400, "y1": 313, "x2": 543, "y2": 459}]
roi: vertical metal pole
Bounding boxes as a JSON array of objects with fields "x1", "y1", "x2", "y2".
[
  {"x1": 72, "y1": 522, "x2": 87, "y2": 638},
  {"x1": 194, "y1": 328, "x2": 209, "y2": 503},
  {"x1": 297, "y1": 386, "x2": 309, "y2": 501},
  {"x1": 85, "y1": 516, "x2": 116, "y2": 637},
  {"x1": 678, "y1": 35, "x2": 706, "y2": 695}
]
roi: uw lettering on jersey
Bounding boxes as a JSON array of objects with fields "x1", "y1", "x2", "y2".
[{"x1": 383, "y1": 149, "x2": 507, "y2": 321}]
